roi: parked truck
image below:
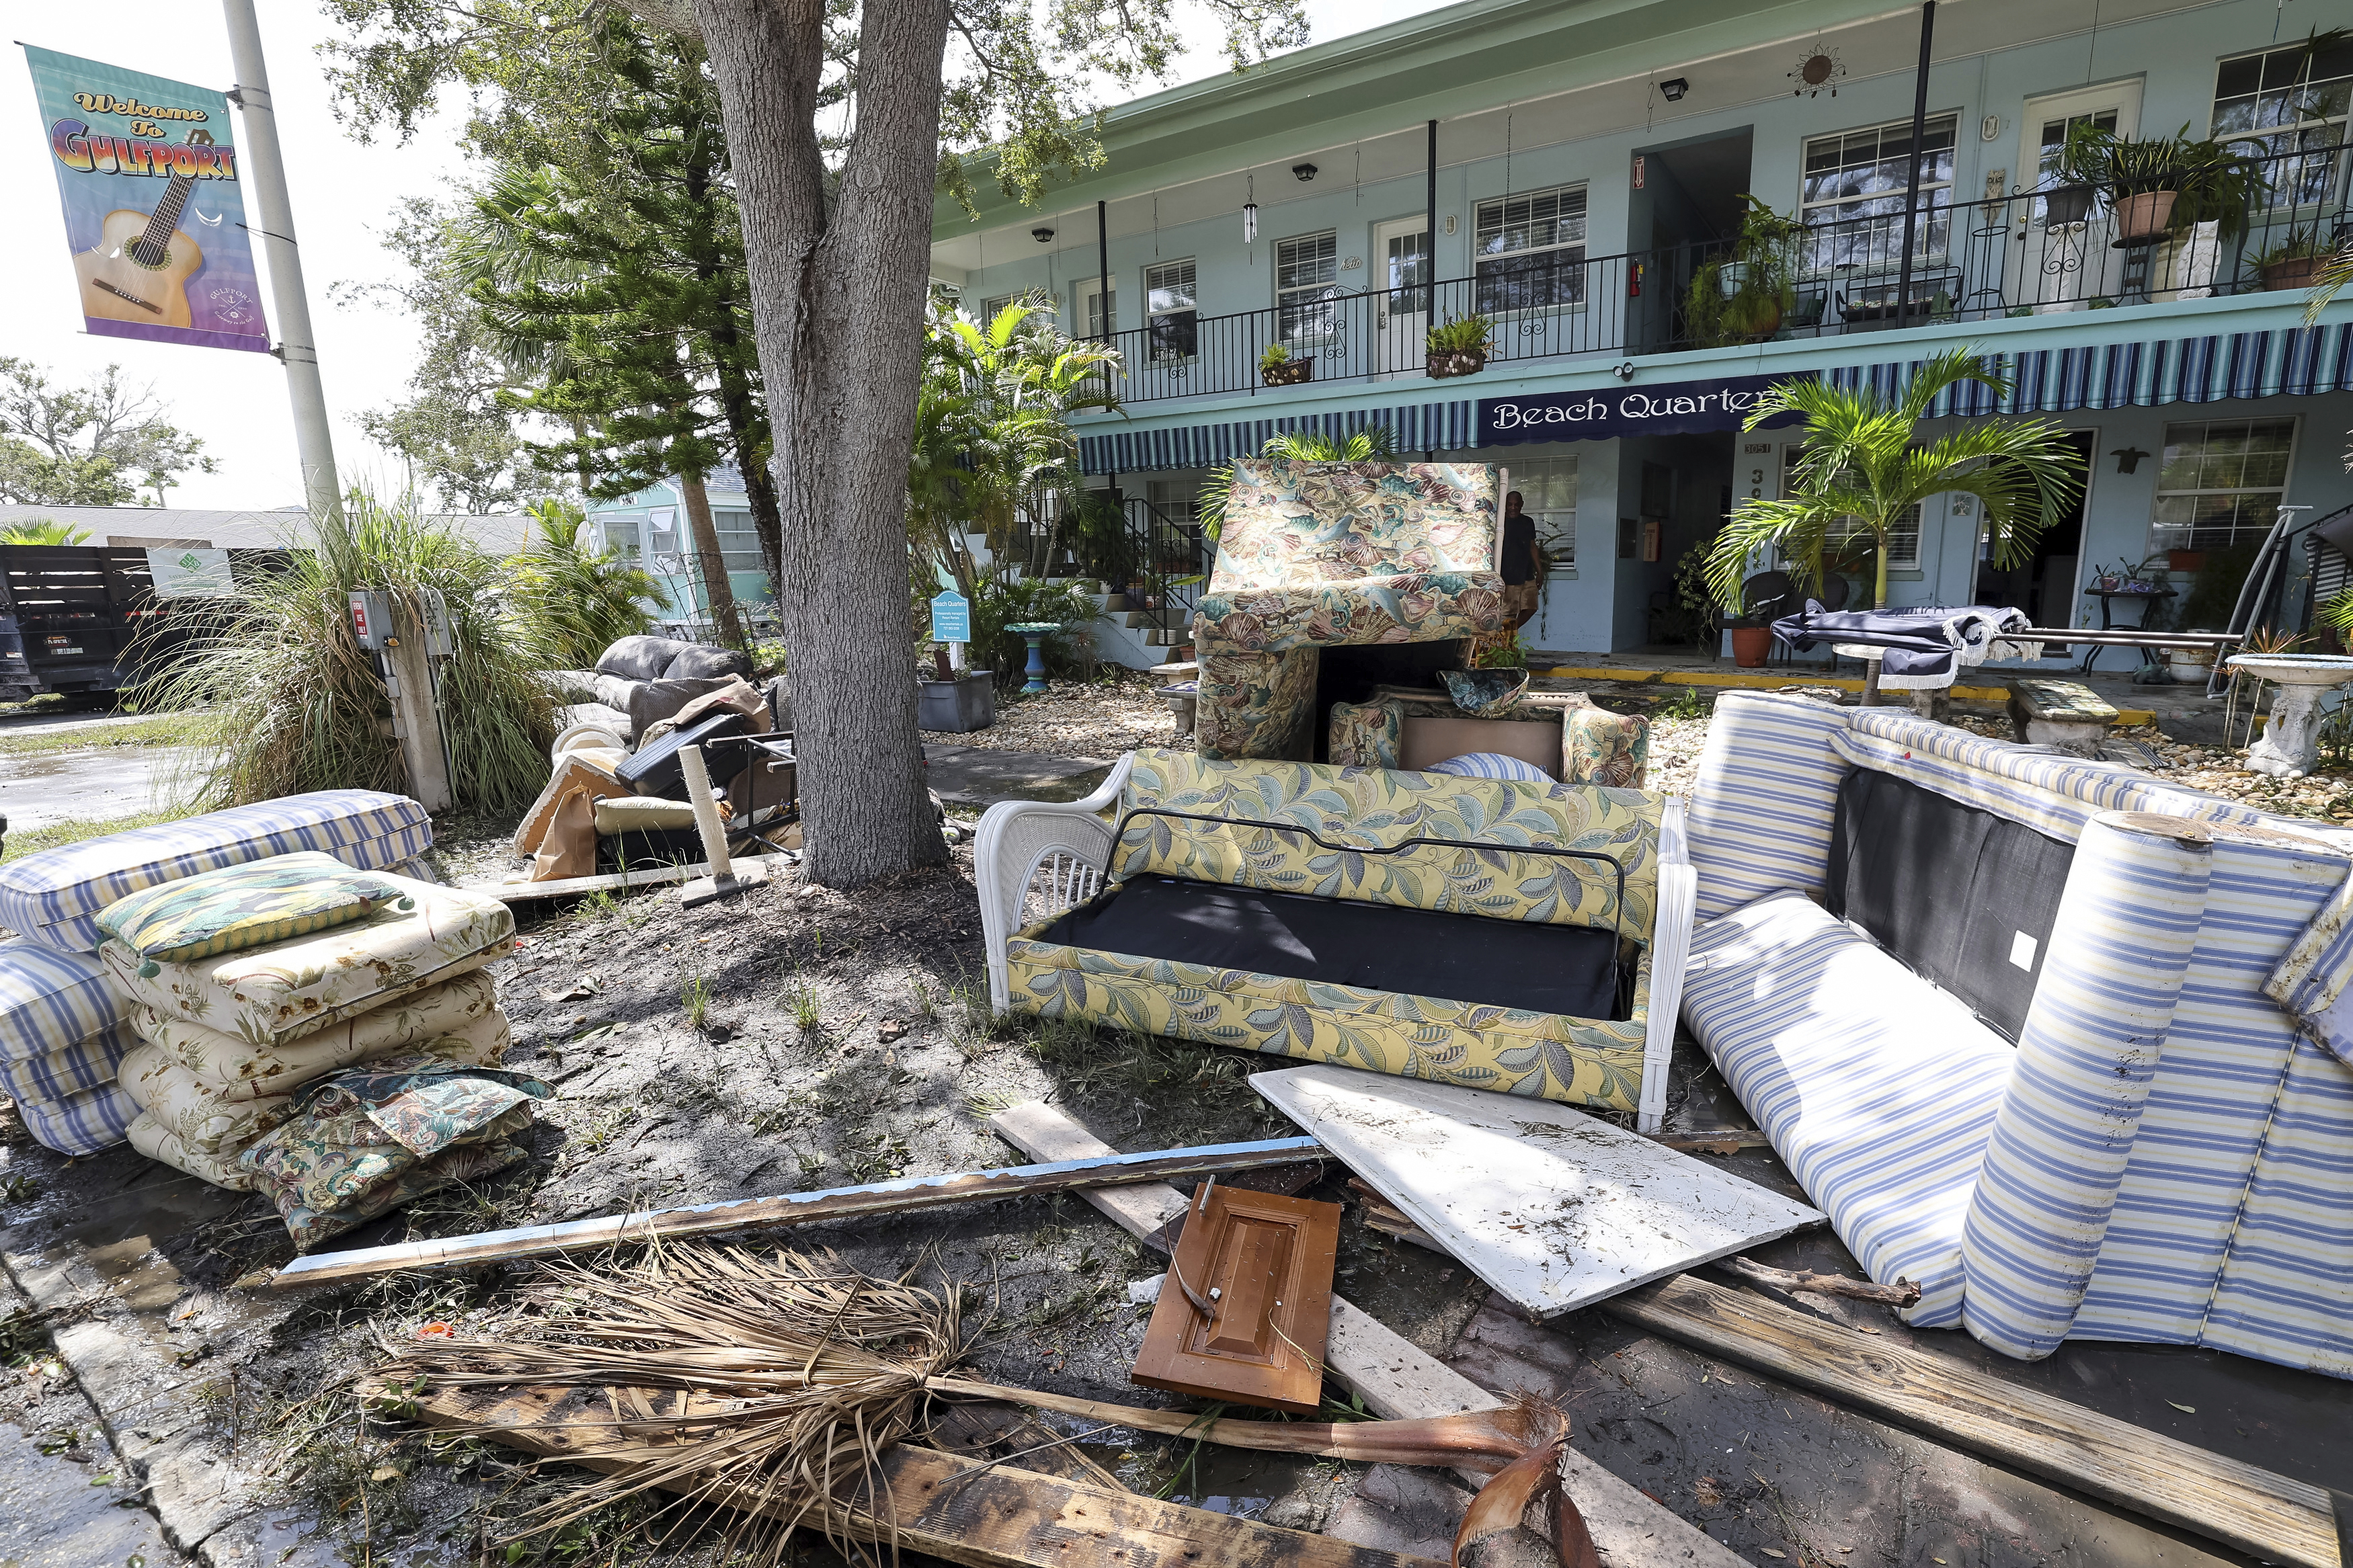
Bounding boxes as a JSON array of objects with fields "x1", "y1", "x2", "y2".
[{"x1": 0, "y1": 544, "x2": 290, "y2": 706}]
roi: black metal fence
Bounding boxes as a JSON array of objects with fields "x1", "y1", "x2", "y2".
[
  {"x1": 1119, "y1": 495, "x2": 1207, "y2": 647},
  {"x1": 1090, "y1": 144, "x2": 2350, "y2": 407}
]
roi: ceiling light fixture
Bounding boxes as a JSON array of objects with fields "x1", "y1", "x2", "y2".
[
  {"x1": 1658, "y1": 78, "x2": 1689, "y2": 102},
  {"x1": 1292, "y1": 162, "x2": 1318, "y2": 181},
  {"x1": 1031, "y1": 226, "x2": 1055, "y2": 243}
]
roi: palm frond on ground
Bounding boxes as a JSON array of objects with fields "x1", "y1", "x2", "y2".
[{"x1": 1705, "y1": 347, "x2": 2083, "y2": 611}]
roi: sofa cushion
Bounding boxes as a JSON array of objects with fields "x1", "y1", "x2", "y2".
[
  {"x1": 97, "y1": 851, "x2": 411, "y2": 973},
  {"x1": 0, "y1": 1024, "x2": 130, "y2": 1104},
  {"x1": 1035, "y1": 876, "x2": 1624, "y2": 1020},
  {"x1": 0, "y1": 790, "x2": 432, "y2": 954},
  {"x1": 1113, "y1": 748, "x2": 1659, "y2": 942},
  {"x1": 18, "y1": 1079, "x2": 137, "y2": 1156},
  {"x1": 1680, "y1": 889, "x2": 2018, "y2": 1325},
  {"x1": 0, "y1": 940, "x2": 117, "y2": 1062},
  {"x1": 128, "y1": 968, "x2": 502, "y2": 1100},
  {"x1": 595, "y1": 634, "x2": 750, "y2": 684},
  {"x1": 1426, "y1": 751, "x2": 1556, "y2": 784}
]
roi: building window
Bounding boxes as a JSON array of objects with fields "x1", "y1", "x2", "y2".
[
  {"x1": 713, "y1": 509, "x2": 765, "y2": 577},
  {"x1": 1275, "y1": 232, "x2": 1341, "y2": 348},
  {"x1": 1798, "y1": 114, "x2": 1956, "y2": 273},
  {"x1": 2212, "y1": 38, "x2": 2353, "y2": 208},
  {"x1": 1145, "y1": 259, "x2": 1197, "y2": 362},
  {"x1": 1474, "y1": 183, "x2": 1587, "y2": 313},
  {"x1": 1508, "y1": 456, "x2": 1577, "y2": 568},
  {"x1": 2151, "y1": 418, "x2": 2297, "y2": 550},
  {"x1": 977, "y1": 290, "x2": 1054, "y2": 329},
  {"x1": 1081, "y1": 278, "x2": 1116, "y2": 338}
]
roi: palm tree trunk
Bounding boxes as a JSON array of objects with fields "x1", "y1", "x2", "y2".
[{"x1": 678, "y1": 472, "x2": 746, "y2": 646}]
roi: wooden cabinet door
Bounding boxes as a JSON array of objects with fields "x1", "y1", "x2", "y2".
[{"x1": 1131, "y1": 1186, "x2": 1339, "y2": 1415}]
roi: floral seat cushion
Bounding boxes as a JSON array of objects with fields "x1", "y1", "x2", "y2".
[
  {"x1": 100, "y1": 873, "x2": 514, "y2": 1048},
  {"x1": 126, "y1": 970, "x2": 502, "y2": 1100}
]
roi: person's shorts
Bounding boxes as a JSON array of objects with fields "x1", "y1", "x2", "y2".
[{"x1": 1503, "y1": 580, "x2": 1542, "y2": 624}]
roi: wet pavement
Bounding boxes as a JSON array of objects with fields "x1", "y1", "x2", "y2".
[{"x1": 0, "y1": 747, "x2": 198, "y2": 833}]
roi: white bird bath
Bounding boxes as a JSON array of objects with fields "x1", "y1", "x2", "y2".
[{"x1": 2228, "y1": 653, "x2": 2353, "y2": 777}]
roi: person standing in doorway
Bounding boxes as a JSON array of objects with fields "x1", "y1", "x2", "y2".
[{"x1": 1500, "y1": 490, "x2": 1544, "y2": 630}]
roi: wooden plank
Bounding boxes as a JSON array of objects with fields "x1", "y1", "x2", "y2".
[
  {"x1": 272, "y1": 1137, "x2": 1320, "y2": 1290},
  {"x1": 1603, "y1": 1273, "x2": 2340, "y2": 1568},
  {"x1": 988, "y1": 1098, "x2": 1747, "y2": 1568},
  {"x1": 483, "y1": 852, "x2": 793, "y2": 903},
  {"x1": 1253, "y1": 1065, "x2": 1824, "y2": 1320},
  {"x1": 403, "y1": 1379, "x2": 1444, "y2": 1568},
  {"x1": 1131, "y1": 1186, "x2": 1340, "y2": 1414},
  {"x1": 926, "y1": 1401, "x2": 1129, "y2": 1494}
]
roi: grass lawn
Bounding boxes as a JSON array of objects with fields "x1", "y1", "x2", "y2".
[
  {"x1": 0, "y1": 804, "x2": 199, "y2": 864},
  {"x1": 0, "y1": 712, "x2": 208, "y2": 759}
]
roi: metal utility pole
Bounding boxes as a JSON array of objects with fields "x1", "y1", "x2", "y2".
[{"x1": 221, "y1": 0, "x2": 341, "y2": 523}]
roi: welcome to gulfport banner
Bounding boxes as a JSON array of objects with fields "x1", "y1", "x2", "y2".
[{"x1": 24, "y1": 44, "x2": 269, "y2": 352}]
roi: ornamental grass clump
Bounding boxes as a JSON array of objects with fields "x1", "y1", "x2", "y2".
[{"x1": 135, "y1": 489, "x2": 558, "y2": 815}]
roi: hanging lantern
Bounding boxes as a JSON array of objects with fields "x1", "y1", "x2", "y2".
[{"x1": 1243, "y1": 201, "x2": 1258, "y2": 243}]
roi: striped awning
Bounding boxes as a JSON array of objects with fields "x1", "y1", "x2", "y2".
[{"x1": 1080, "y1": 321, "x2": 2353, "y2": 474}]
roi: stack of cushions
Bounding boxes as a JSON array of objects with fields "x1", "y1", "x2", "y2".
[
  {"x1": 0, "y1": 790, "x2": 432, "y2": 1153},
  {"x1": 91, "y1": 851, "x2": 518, "y2": 1190}
]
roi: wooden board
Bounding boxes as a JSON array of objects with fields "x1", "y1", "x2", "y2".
[
  {"x1": 1252, "y1": 1065, "x2": 1825, "y2": 1319},
  {"x1": 405, "y1": 1378, "x2": 1445, "y2": 1568},
  {"x1": 483, "y1": 852, "x2": 793, "y2": 903},
  {"x1": 272, "y1": 1136, "x2": 1320, "y2": 1290},
  {"x1": 1603, "y1": 1274, "x2": 2341, "y2": 1568},
  {"x1": 926, "y1": 1401, "x2": 1128, "y2": 1493},
  {"x1": 988, "y1": 1099, "x2": 1749, "y2": 1568},
  {"x1": 1131, "y1": 1185, "x2": 1339, "y2": 1414}
]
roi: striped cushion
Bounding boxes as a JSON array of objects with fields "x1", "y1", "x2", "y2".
[
  {"x1": 1685, "y1": 694, "x2": 1852, "y2": 920},
  {"x1": 1681, "y1": 889, "x2": 2017, "y2": 1325},
  {"x1": 0, "y1": 940, "x2": 119, "y2": 1062},
  {"x1": 1425, "y1": 751, "x2": 1554, "y2": 783},
  {"x1": 15, "y1": 1079, "x2": 137, "y2": 1155},
  {"x1": 0, "y1": 1024, "x2": 130, "y2": 1104},
  {"x1": 0, "y1": 791, "x2": 432, "y2": 954}
]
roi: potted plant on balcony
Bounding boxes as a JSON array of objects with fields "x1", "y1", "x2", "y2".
[
  {"x1": 1687, "y1": 196, "x2": 1804, "y2": 348},
  {"x1": 2055, "y1": 122, "x2": 2254, "y2": 245},
  {"x1": 1259, "y1": 343, "x2": 1312, "y2": 386},
  {"x1": 1426, "y1": 315, "x2": 1492, "y2": 378},
  {"x1": 2253, "y1": 229, "x2": 2331, "y2": 292}
]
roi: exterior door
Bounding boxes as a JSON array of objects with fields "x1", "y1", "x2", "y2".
[
  {"x1": 2011, "y1": 81, "x2": 2143, "y2": 311},
  {"x1": 1372, "y1": 216, "x2": 1430, "y2": 378}
]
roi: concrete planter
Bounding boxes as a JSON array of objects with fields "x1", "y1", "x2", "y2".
[{"x1": 917, "y1": 673, "x2": 997, "y2": 733}]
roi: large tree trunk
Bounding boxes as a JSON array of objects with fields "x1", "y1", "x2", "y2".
[
  {"x1": 677, "y1": 471, "x2": 746, "y2": 646},
  {"x1": 694, "y1": 0, "x2": 948, "y2": 886}
]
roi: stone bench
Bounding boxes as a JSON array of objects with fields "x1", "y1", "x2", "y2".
[{"x1": 2006, "y1": 677, "x2": 2119, "y2": 747}]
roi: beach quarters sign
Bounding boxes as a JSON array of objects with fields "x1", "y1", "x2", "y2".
[{"x1": 1478, "y1": 374, "x2": 1807, "y2": 445}]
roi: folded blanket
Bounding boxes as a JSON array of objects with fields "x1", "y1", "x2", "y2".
[{"x1": 100, "y1": 873, "x2": 514, "y2": 1048}]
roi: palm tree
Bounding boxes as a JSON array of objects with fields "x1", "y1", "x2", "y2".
[
  {"x1": 0, "y1": 520, "x2": 94, "y2": 546},
  {"x1": 1706, "y1": 347, "x2": 2083, "y2": 620},
  {"x1": 1195, "y1": 425, "x2": 1402, "y2": 542}
]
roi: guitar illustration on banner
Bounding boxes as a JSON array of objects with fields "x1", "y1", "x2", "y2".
[{"x1": 73, "y1": 128, "x2": 215, "y2": 329}]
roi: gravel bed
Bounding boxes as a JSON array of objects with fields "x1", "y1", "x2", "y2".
[{"x1": 922, "y1": 669, "x2": 1181, "y2": 758}]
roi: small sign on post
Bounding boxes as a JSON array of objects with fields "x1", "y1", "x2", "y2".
[
  {"x1": 147, "y1": 548, "x2": 234, "y2": 600},
  {"x1": 930, "y1": 589, "x2": 971, "y2": 679}
]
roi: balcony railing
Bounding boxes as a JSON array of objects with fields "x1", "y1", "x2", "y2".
[{"x1": 1088, "y1": 144, "x2": 2350, "y2": 407}]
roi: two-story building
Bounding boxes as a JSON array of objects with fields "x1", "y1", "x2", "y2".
[
  {"x1": 929, "y1": 0, "x2": 2353, "y2": 657},
  {"x1": 584, "y1": 466, "x2": 774, "y2": 630}
]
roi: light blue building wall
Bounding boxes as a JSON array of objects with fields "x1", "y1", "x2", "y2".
[
  {"x1": 583, "y1": 465, "x2": 774, "y2": 626},
  {"x1": 934, "y1": 0, "x2": 2353, "y2": 655}
]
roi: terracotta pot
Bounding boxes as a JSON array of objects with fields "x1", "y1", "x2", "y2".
[
  {"x1": 1730, "y1": 624, "x2": 1773, "y2": 668},
  {"x1": 2262, "y1": 256, "x2": 2327, "y2": 292},
  {"x1": 1260, "y1": 358, "x2": 1312, "y2": 386},
  {"x1": 1427, "y1": 349, "x2": 1488, "y2": 379},
  {"x1": 2167, "y1": 548, "x2": 2207, "y2": 571},
  {"x1": 2114, "y1": 190, "x2": 2178, "y2": 243}
]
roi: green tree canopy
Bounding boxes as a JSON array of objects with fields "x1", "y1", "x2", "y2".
[{"x1": 0, "y1": 358, "x2": 216, "y2": 507}]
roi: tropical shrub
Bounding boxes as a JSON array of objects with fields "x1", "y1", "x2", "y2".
[
  {"x1": 135, "y1": 490, "x2": 558, "y2": 814},
  {"x1": 0, "y1": 520, "x2": 93, "y2": 545},
  {"x1": 969, "y1": 571, "x2": 1102, "y2": 688},
  {"x1": 508, "y1": 498, "x2": 668, "y2": 669}
]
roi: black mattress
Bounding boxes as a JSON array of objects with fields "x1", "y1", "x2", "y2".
[
  {"x1": 1824, "y1": 767, "x2": 2075, "y2": 1041},
  {"x1": 1033, "y1": 875, "x2": 1629, "y2": 1020}
]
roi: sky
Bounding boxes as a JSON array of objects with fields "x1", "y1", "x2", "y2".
[{"x1": 1, "y1": 0, "x2": 1444, "y2": 512}]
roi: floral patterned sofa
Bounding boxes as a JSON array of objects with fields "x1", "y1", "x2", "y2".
[
  {"x1": 1679, "y1": 692, "x2": 2353, "y2": 1376},
  {"x1": 975, "y1": 747, "x2": 1695, "y2": 1131},
  {"x1": 1192, "y1": 460, "x2": 1509, "y2": 761},
  {"x1": 1328, "y1": 685, "x2": 1650, "y2": 788}
]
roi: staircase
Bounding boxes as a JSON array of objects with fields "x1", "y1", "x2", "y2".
[{"x1": 1087, "y1": 587, "x2": 1191, "y2": 669}]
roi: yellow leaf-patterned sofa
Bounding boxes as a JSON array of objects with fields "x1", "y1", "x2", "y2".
[{"x1": 975, "y1": 747, "x2": 1695, "y2": 1130}]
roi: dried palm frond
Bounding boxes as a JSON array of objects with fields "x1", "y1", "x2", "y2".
[{"x1": 383, "y1": 1243, "x2": 1597, "y2": 1568}]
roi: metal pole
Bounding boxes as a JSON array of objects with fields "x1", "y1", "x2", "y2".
[
  {"x1": 1892, "y1": 1, "x2": 1936, "y2": 330},
  {"x1": 1425, "y1": 120, "x2": 1438, "y2": 272},
  {"x1": 1096, "y1": 199, "x2": 1113, "y2": 338},
  {"x1": 221, "y1": 0, "x2": 340, "y2": 524}
]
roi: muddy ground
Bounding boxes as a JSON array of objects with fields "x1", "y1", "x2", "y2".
[{"x1": 3, "y1": 685, "x2": 2350, "y2": 1567}]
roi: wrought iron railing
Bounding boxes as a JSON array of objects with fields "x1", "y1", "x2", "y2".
[
  {"x1": 1087, "y1": 143, "x2": 2350, "y2": 407},
  {"x1": 1119, "y1": 495, "x2": 1207, "y2": 645}
]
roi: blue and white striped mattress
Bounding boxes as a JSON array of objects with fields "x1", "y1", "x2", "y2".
[
  {"x1": 17, "y1": 1079, "x2": 139, "y2": 1157},
  {"x1": 0, "y1": 790, "x2": 432, "y2": 953}
]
